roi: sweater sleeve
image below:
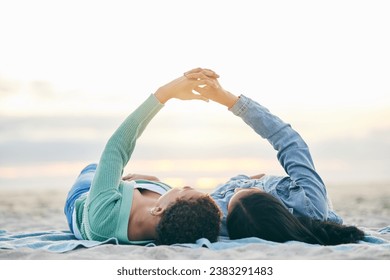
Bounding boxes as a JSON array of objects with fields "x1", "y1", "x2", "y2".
[
  {"x1": 229, "y1": 95, "x2": 328, "y2": 219},
  {"x1": 89, "y1": 94, "x2": 163, "y2": 199},
  {"x1": 82, "y1": 94, "x2": 164, "y2": 240}
]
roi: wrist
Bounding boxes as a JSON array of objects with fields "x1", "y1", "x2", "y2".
[
  {"x1": 223, "y1": 91, "x2": 239, "y2": 109},
  {"x1": 154, "y1": 87, "x2": 172, "y2": 104}
]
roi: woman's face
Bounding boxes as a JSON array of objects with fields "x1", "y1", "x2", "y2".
[
  {"x1": 227, "y1": 188, "x2": 263, "y2": 214},
  {"x1": 156, "y1": 186, "x2": 206, "y2": 209}
]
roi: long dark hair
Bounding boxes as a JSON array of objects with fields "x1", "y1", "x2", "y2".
[{"x1": 226, "y1": 192, "x2": 364, "y2": 245}]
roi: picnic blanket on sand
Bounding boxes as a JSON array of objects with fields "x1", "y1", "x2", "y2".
[{"x1": 1, "y1": 227, "x2": 390, "y2": 253}]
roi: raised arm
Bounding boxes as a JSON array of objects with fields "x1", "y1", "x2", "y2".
[
  {"x1": 88, "y1": 94, "x2": 164, "y2": 199},
  {"x1": 89, "y1": 69, "x2": 217, "y2": 200},
  {"x1": 195, "y1": 76, "x2": 328, "y2": 219}
]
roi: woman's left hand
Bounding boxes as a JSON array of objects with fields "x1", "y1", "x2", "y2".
[
  {"x1": 122, "y1": 173, "x2": 160, "y2": 182},
  {"x1": 154, "y1": 68, "x2": 218, "y2": 104}
]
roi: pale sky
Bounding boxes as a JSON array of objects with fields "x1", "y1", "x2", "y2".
[{"x1": 1, "y1": 0, "x2": 389, "y2": 189}]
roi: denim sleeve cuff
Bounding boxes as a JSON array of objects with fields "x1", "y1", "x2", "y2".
[{"x1": 229, "y1": 95, "x2": 250, "y2": 116}]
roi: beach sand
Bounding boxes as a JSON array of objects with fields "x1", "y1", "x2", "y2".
[{"x1": 0, "y1": 183, "x2": 389, "y2": 259}]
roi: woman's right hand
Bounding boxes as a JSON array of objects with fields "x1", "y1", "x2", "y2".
[
  {"x1": 154, "y1": 68, "x2": 217, "y2": 104},
  {"x1": 185, "y1": 70, "x2": 239, "y2": 109}
]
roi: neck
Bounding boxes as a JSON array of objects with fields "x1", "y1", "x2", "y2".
[{"x1": 128, "y1": 198, "x2": 160, "y2": 241}]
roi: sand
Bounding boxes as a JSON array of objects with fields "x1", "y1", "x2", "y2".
[{"x1": 0, "y1": 183, "x2": 389, "y2": 259}]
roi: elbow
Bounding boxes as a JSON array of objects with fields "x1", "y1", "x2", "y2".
[{"x1": 311, "y1": 201, "x2": 329, "y2": 221}]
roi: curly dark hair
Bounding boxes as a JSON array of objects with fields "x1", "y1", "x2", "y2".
[
  {"x1": 227, "y1": 192, "x2": 365, "y2": 245},
  {"x1": 155, "y1": 195, "x2": 222, "y2": 245}
]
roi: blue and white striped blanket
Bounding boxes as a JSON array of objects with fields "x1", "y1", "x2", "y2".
[{"x1": 0, "y1": 227, "x2": 389, "y2": 253}]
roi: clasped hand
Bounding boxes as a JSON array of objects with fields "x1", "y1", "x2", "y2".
[{"x1": 154, "y1": 67, "x2": 238, "y2": 108}]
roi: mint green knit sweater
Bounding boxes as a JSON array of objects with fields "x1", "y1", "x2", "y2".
[{"x1": 74, "y1": 94, "x2": 164, "y2": 244}]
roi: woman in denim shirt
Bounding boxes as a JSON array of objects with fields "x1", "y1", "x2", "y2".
[{"x1": 193, "y1": 71, "x2": 364, "y2": 245}]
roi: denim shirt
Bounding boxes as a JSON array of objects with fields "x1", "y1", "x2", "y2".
[{"x1": 210, "y1": 95, "x2": 343, "y2": 237}]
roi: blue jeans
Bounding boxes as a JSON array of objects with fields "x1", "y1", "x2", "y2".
[{"x1": 64, "y1": 163, "x2": 97, "y2": 233}]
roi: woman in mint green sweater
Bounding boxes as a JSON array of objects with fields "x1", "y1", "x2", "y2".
[{"x1": 64, "y1": 68, "x2": 222, "y2": 245}]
